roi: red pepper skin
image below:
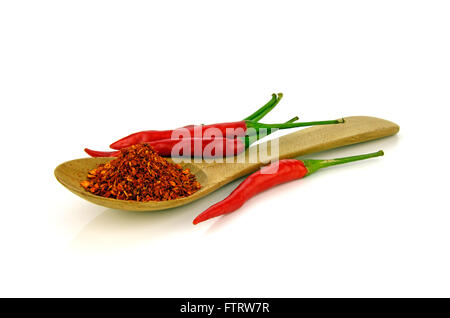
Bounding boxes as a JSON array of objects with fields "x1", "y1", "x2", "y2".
[
  {"x1": 84, "y1": 148, "x2": 120, "y2": 157},
  {"x1": 109, "y1": 131, "x2": 171, "y2": 150},
  {"x1": 150, "y1": 138, "x2": 245, "y2": 157},
  {"x1": 192, "y1": 159, "x2": 307, "y2": 224},
  {"x1": 110, "y1": 121, "x2": 248, "y2": 150},
  {"x1": 86, "y1": 137, "x2": 246, "y2": 158}
]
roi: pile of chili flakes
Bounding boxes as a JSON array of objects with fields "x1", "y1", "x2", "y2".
[{"x1": 80, "y1": 143, "x2": 201, "y2": 201}]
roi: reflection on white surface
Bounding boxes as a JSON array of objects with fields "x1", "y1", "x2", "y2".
[{"x1": 70, "y1": 178, "x2": 244, "y2": 252}]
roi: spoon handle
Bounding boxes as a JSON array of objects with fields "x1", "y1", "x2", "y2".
[
  {"x1": 275, "y1": 115, "x2": 399, "y2": 160},
  {"x1": 202, "y1": 116, "x2": 399, "y2": 182}
]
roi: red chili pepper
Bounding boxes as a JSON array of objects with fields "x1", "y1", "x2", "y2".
[
  {"x1": 109, "y1": 92, "x2": 344, "y2": 150},
  {"x1": 86, "y1": 116, "x2": 300, "y2": 158},
  {"x1": 109, "y1": 121, "x2": 248, "y2": 149},
  {"x1": 159, "y1": 138, "x2": 246, "y2": 157},
  {"x1": 109, "y1": 118, "x2": 343, "y2": 150},
  {"x1": 193, "y1": 150, "x2": 384, "y2": 224},
  {"x1": 86, "y1": 137, "x2": 245, "y2": 158},
  {"x1": 109, "y1": 94, "x2": 281, "y2": 150},
  {"x1": 84, "y1": 148, "x2": 120, "y2": 157}
]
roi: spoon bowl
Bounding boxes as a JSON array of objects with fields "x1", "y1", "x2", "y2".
[{"x1": 55, "y1": 116, "x2": 399, "y2": 211}]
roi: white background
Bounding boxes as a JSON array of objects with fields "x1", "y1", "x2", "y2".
[{"x1": 1, "y1": 1, "x2": 449, "y2": 297}]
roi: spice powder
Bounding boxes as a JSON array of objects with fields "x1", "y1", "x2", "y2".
[{"x1": 80, "y1": 143, "x2": 201, "y2": 201}]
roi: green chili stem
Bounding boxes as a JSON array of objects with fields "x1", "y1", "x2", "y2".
[
  {"x1": 243, "y1": 94, "x2": 277, "y2": 121},
  {"x1": 244, "y1": 93, "x2": 284, "y2": 122},
  {"x1": 250, "y1": 93, "x2": 283, "y2": 122},
  {"x1": 286, "y1": 116, "x2": 299, "y2": 123},
  {"x1": 243, "y1": 115, "x2": 299, "y2": 148},
  {"x1": 303, "y1": 150, "x2": 384, "y2": 175},
  {"x1": 247, "y1": 118, "x2": 344, "y2": 130}
]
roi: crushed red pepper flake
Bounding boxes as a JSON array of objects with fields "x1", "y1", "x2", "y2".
[{"x1": 80, "y1": 143, "x2": 201, "y2": 201}]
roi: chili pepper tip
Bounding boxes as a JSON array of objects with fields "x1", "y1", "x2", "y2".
[{"x1": 192, "y1": 217, "x2": 203, "y2": 225}]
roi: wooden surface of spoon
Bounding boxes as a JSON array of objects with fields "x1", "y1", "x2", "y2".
[{"x1": 55, "y1": 116, "x2": 399, "y2": 211}]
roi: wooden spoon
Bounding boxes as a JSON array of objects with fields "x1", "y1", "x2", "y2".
[{"x1": 55, "y1": 116, "x2": 399, "y2": 211}]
